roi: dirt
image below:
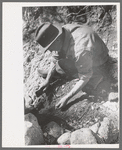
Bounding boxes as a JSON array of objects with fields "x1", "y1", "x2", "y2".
[{"x1": 23, "y1": 8, "x2": 119, "y2": 144}]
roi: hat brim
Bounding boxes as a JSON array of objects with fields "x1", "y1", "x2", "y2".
[{"x1": 36, "y1": 23, "x2": 62, "y2": 53}]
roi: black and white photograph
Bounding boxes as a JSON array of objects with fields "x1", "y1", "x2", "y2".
[{"x1": 2, "y1": 2, "x2": 120, "y2": 148}]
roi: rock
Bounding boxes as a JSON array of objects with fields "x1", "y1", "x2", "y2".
[
  {"x1": 108, "y1": 92, "x2": 118, "y2": 102},
  {"x1": 91, "y1": 132, "x2": 105, "y2": 144},
  {"x1": 43, "y1": 121, "x2": 64, "y2": 139},
  {"x1": 106, "y1": 131, "x2": 119, "y2": 144},
  {"x1": 98, "y1": 117, "x2": 110, "y2": 141},
  {"x1": 89, "y1": 122, "x2": 106, "y2": 144},
  {"x1": 57, "y1": 132, "x2": 71, "y2": 145},
  {"x1": 89, "y1": 122, "x2": 100, "y2": 134},
  {"x1": 24, "y1": 113, "x2": 44, "y2": 145},
  {"x1": 102, "y1": 101, "x2": 118, "y2": 112},
  {"x1": 24, "y1": 85, "x2": 35, "y2": 112},
  {"x1": 24, "y1": 97, "x2": 35, "y2": 114},
  {"x1": 70, "y1": 128, "x2": 97, "y2": 144}
]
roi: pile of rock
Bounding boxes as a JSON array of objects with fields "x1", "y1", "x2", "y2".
[{"x1": 24, "y1": 113, "x2": 118, "y2": 145}]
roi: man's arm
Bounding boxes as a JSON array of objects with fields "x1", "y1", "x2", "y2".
[
  {"x1": 35, "y1": 62, "x2": 56, "y2": 96},
  {"x1": 55, "y1": 71, "x2": 93, "y2": 109},
  {"x1": 56, "y1": 49, "x2": 93, "y2": 109},
  {"x1": 45, "y1": 62, "x2": 57, "y2": 83},
  {"x1": 64, "y1": 75, "x2": 90, "y2": 100},
  {"x1": 45, "y1": 51, "x2": 60, "y2": 84}
]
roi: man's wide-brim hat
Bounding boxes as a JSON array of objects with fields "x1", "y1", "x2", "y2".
[{"x1": 35, "y1": 22, "x2": 62, "y2": 52}]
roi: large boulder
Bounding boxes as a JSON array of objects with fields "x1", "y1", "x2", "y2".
[
  {"x1": 24, "y1": 113, "x2": 44, "y2": 145},
  {"x1": 70, "y1": 128, "x2": 97, "y2": 144},
  {"x1": 57, "y1": 132, "x2": 71, "y2": 145},
  {"x1": 43, "y1": 121, "x2": 64, "y2": 144}
]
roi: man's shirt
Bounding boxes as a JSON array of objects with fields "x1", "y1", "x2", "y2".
[{"x1": 51, "y1": 24, "x2": 109, "y2": 78}]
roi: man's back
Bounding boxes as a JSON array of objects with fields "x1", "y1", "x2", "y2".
[{"x1": 63, "y1": 24, "x2": 109, "y2": 67}]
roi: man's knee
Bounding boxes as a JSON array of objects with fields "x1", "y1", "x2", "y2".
[{"x1": 56, "y1": 58, "x2": 78, "y2": 77}]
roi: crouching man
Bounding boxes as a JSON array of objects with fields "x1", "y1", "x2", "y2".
[{"x1": 34, "y1": 22, "x2": 109, "y2": 109}]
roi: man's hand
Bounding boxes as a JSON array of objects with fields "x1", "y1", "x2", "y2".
[
  {"x1": 35, "y1": 80, "x2": 49, "y2": 97},
  {"x1": 55, "y1": 96, "x2": 68, "y2": 109}
]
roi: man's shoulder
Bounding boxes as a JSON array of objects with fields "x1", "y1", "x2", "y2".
[
  {"x1": 63, "y1": 23, "x2": 79, "y2": 28},
  {"x1": 62, "y1": 24, "x2": 80, "y2": 32},
  {"x1": 62, "y1": 23, "x2": 93, "y2": 34}
]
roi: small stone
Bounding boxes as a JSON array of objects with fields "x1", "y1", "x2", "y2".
[
  {"x1": 91, "y1": 106, "x2": 94, "y2": 110},
  {"x1": 57, "y1": 132, "x2": 71, "y2": 145},
  {"x1": 43, "y1": 132, "x2": 47, "y2": 137},
  {"x1": 94, "y1": 118, "x2": 98, "y2": 122},
  {"x1": 24, "y1": 113, "x2": 44, "y2": 145},
  {"x1": 43, "y1": 121, "x2": 64, "y2": 139},
  {"x1": 98, "y1": 117, "x2": 110, "y2": 141},
  {"x1": 70, "y1": 128, "x2": 98, "y2": 144},
  {"x1": 62, "y1": 85, "x2": 65, "y2": 88}
]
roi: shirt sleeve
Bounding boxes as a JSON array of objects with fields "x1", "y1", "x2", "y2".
[{"x1": 75, "y1": 49, "x2": 93, "y2": 80}]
